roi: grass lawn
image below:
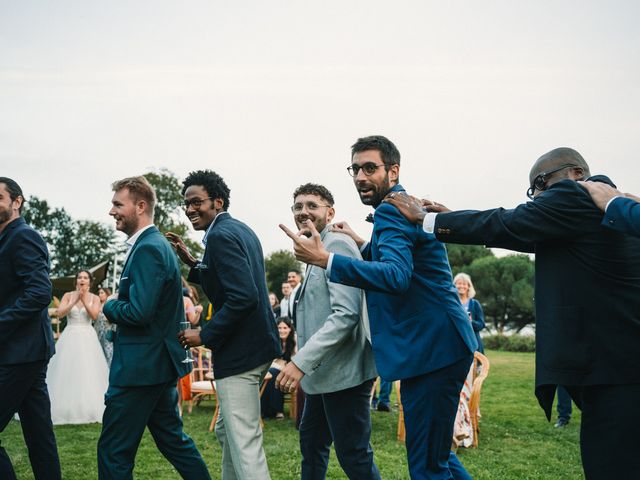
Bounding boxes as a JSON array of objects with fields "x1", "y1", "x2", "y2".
[{"x1": 2, "y1": 350, "x2": 584, "y2": 479}]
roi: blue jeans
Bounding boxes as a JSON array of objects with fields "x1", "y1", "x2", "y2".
[
  {"x1": 378, "y1": 380, "x2": 392, "y2": 407},
  {"x1": 300, "y1": 378, "x2": 380, "y2": 480},
  {"x1": 556, "y1": 385, "x2": 572, "y2": 421}
]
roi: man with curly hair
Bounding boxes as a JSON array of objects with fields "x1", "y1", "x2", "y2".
[{"x1": 167, "y1": 170, "x2": 280, "y2": 480}]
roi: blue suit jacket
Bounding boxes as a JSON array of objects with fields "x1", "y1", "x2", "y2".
[
  {"x1": 187, "y1": 213, "x2": 280, "y2": 380},
  {"x1": 104, "y1": 226, "x2": 190, "y2": 386},
  {"x1": 466, "y1": 298, "x2": 485, "y2": 353},
  {"x1": 0, "y1": 217, "x2": 55, "y2": 365},
  {"x1": 603, "y1": 196, "x2": 640, "y2": 237},
  {"x1": 432, "y1": 176, "x2": 640, "y2": 418},
  {"x1": 330, "y1": 185, "x2": 477, "y2": 381}
]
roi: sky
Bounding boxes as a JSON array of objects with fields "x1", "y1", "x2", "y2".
[{"x1": 2, "y1": 1, "x2": 639, "y2": 256}]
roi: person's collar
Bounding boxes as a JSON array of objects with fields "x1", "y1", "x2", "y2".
[
  {"x1": 0, "y1": 216, "x2": 23, "y2": 242},
  {"x1": 202, "y1": 211, "x2": 229, "y2": 246},
  {"x1": 126, "y1": 224, "x2": 155, "y2": 248}
]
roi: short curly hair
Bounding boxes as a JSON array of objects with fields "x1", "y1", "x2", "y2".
[
  {"x1": 182, "y1": 170, "x2": 231, "y2": 211},
  {"x1": 292, "y1": 183, "x2": 335, "y2": 206}
]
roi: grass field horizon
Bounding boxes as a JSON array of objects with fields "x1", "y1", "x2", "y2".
[{"x1": 3, "y1": 350, "x2": 584, "y2": 479}]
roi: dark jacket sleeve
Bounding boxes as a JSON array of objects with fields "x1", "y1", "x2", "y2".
[
  {"x1": 603, "y1": 197, "x2": 640, "y2": 237},
  {"x1": 0, "y1": 227, "x2": 52, "y2": 330},
  {"x1": 199, "y1": 229, "x2": 260, "y2": 349},
  {"x1": 434, "y1": 179, "x2": 605, "y2": 251},
  {"x1": 330, "y1": 203, "x2": 415, "y2": 295},
  {"x1": 470, "y1": 298, "x2": 486, "y2": 333}
]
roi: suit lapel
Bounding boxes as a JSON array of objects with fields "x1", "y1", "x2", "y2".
[{"x1": 120, "y1": 226, "x2": 158, "y2": 278}]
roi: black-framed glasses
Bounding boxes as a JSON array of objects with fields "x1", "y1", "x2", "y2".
[
  {"x1": 526, "y1": 164, "x2": 578, "y2": 200},
  {"x1": 291, "y1": 201, "x2": 332, "y2": 214},
  {"x1": 182, "y1": 197, "x2": 214, "y2": 210},
  {"x1": 347, "y1": 162, "x2": 387, "y2": 178}
]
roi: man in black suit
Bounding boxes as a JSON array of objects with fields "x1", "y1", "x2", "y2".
[
  {"x1": 167, "y1": 170, "x2": 280, "y2": 480},
  {"x1": 0, "y1": 177, "x2": 61, "y2": 480},
  {"x1": 385, "y1": 148, "x2": 640, "y2": 479}
]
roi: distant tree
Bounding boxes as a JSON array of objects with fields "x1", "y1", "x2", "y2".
[
  {"x1": 143, "y1": 169, "x2": 203, "y2": 277},
  {"x1": 265, "y1": 250, "x2": 302, "y2": 298},
  {"x1": 445, "y1": 244, "x2": 494, "y2": 276},
  {"x1": 466, "y1": 254, "x2": 535, "y2": 333},
  {"x1": 23, "y1": 196, "x2": 119, "y2": 277}
]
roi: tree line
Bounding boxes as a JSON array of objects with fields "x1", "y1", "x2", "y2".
[{"x1": 24, "y1": 169, "x2": 534, "y2": 333}]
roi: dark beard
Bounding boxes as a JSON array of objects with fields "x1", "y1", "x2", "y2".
[{"x1": 360, "y1": 178, "x2": 391, "y2": 208}]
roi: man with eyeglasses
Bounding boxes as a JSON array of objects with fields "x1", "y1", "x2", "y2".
[
  {"x1": 166, "y1": 169, "x2": 279, "y2": 480},
  {"x1": 385, "y1": 147, "x2": 640, "y2": 479},
  {"x1": 276, "y1": 183, "x2": 379, "y2": 479},
  {"x1": 281, "y1": 136, "x2": 478, "y2": 480}
]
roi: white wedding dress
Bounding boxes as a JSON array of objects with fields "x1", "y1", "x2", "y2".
[{"x1": 46, "y1": 304, "x2": 110, "y2": 425}]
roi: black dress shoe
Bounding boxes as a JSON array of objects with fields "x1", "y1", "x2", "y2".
[
  {"x1": 377, "y1": 403, "x2": 391, "y2": 412},
  {"x1": 554, "y1": 418, "x2": 570, "y2": 428}
]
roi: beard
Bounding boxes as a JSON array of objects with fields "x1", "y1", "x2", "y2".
[{"x1": 358, "y1": 177, "x2": 391, "y2": 208}]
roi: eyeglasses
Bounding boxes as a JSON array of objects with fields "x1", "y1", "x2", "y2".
[
  {"x1": 182, "y1": 197, "x2": 214, "y2": 210},
  {"x1": 290, "y1": 201, "x2": 332, "y2": 214},
  {"x1": 347, "y1": 162, "x2": 387, "y2": 177},
  {"x1": 526, "y1": 164, "x2": 578, "y2": 200}
]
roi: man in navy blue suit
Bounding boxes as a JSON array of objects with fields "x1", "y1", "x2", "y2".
[
  {"x1": 168, "y1": 170, "x2": 280, "y2": 480},
  {"x1": 385, "y1": 147, "x2": 640, "y2": 479},
  {"x1": 0, "y1": 177, "x2": 61, "y2": 480},
  {"x1": 281, "y1": 136, "x2": 477, "y2": 479},
  {"x1": 579, "y1": 180, "x2": 640, "y2": 237}
]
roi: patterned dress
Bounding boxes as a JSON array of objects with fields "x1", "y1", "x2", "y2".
[{"x1": 94, "y1": 308, "x2": 114, "y2": 366}]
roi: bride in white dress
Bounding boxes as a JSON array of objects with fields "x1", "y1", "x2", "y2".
[{"x1": 47, "y1": 270, "x2": 110, "y2": 425}]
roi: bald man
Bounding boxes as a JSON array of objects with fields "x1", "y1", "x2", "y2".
[{"x1": 385, "y1": 147, "x2": 640, "y2": 480}]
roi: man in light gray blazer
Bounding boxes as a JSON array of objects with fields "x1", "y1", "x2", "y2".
[{"x1": 276, "y1": 183, "x2": 380, "y2": 480}]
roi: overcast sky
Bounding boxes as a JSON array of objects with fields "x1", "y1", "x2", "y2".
[{"x1": 2, "y1": 1, "x2": 639, "y2": 256}]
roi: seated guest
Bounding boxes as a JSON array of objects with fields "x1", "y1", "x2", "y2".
[{"x1": 261, "y1": 317, "x2": 297, "y2": 419}]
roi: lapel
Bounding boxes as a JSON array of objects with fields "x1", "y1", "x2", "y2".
[
  {"x1": 120, "y1": 226, "x2": 158, "y2": 277},
  {"x1": 297, "y1": 225, "x2": 330, "y2": 302}
]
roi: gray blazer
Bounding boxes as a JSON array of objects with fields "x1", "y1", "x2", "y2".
[{"x1": 293, "y1": 227, "x2": 377, "y2": 394}]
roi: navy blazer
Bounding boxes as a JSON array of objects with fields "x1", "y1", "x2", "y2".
[
  {"x1": 465, "y1": 298, "x2": 485, "y2": 353},
  {"x1": 104, "y1": 226, "x2": 190, "y2": 386},
  {"x1": 603, "y1": 196, "x2": 640, "y2": 237},
  {"x1": 187, "y1": 213, "x2": 280, "y2": 380},
  {"x1": 0, "y1": 217, "x2": 55, "y2": 365},
  {"x1": 330, "y1": 185, "x2": 477, "y2": 381},
  {"x1": 433, "y1": 177, "x2": 640, "y2": 418}
]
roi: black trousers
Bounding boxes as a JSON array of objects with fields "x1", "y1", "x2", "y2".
[
  {"x1": 567, "y1": 383, "x2": 640, "y2": 479},
  {"x1": 0, "y1": 360, "x2": 61, "y2": 480}
]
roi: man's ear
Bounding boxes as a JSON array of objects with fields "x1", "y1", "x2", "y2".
[
  {"x1": 388, "y1": 164, "x2": 400, "y2": 183},
  {"x1": 213, "y1": 198, "x2": 225, "y2": 210},
  {"x1": 572, "y1": 167, "x2": 586, "y2": 181}
]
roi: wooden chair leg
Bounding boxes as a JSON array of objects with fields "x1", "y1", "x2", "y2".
[{"x1": 395, "y1": 381, "x2": 405, "y2": 443}]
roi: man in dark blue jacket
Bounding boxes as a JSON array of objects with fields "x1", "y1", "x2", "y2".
[
  {"x1": 281, "y1": 137, "x2": 477, "y2": 479},
  {"x1": 385, "y1": 147, "x2": 640, "y2": 479},
  {"x1": 0, "y1": 177, "x2": 61, "y2": 480},
  {"x1": 168, "y1": 170, "x2": 280, "y2": 480}
]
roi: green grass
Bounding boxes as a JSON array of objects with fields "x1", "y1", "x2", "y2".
[{"x1": 2, "y1": 351, "x2": 583, "y2": 479}]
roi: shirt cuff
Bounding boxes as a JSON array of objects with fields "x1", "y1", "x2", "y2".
[
  {"x1": 423, "y1": 213, "x2": 438, "y2": 234},
  {"x1": 359, "y1": 241, "x2": 369, "y2": 253},
  {"x1": 326, "y1": 252, "x2": 334, "y2": 274},
  {"x1": 604, "y1": 196, "x2": 622, "y2": 212}
]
